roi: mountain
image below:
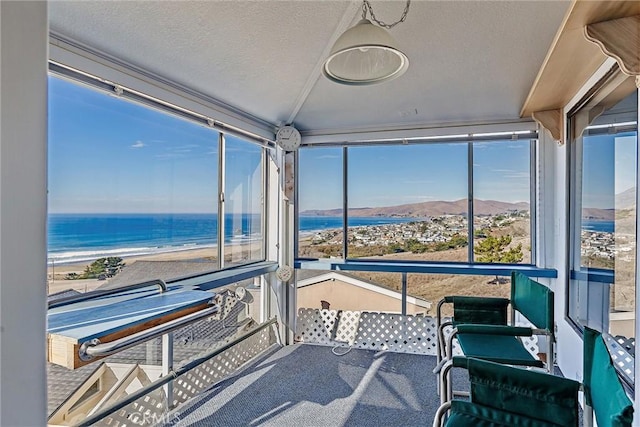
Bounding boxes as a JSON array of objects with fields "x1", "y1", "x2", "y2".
[
  {"x1": 615, "y1": 187, "x2": 636, "y2": 210},
  {"x1": 300, "y1": 199, "x2": 530, "y2": 218},
  {"x1": 581, "y1": 187, "x2": 636, "y2": 220},
  {"x1": 582, "y1": 208, "x2": 615, "y2": 221}
]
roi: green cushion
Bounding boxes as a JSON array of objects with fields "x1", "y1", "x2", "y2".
[
  {"x1": 466, "y1": 358, "x2": 579, "y2": 426},
  {"x1": 446, "y1": 400, "x2": 568, "y2": 427},
  {"x1": 511, "y1": 272, "x2": 553, "y2": 330},
  {"x1": 457, "y1": 334, "x2": 543, "y2": 367},
  {"x1": 583, "y1": 327, "x2": 633, "y2": 427}
]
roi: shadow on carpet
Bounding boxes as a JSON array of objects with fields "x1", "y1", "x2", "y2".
[{"x1": 164, "y1": 344, "x2": 468, "y2": 427}]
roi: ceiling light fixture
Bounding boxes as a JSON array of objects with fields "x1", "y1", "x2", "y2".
[{"x1": 324, "y1": 0, "x2": 411, "y2": 86}]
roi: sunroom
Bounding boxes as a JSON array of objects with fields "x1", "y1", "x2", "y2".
[{"x1": 1, "y1": 1, "x2": 639, "y2": 426}]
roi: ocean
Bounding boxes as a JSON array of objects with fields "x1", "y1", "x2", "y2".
[
  {"x1": 48, "y1": 213, "x2": 614, "y2": 265},
  {"x1": 48, "y1": 213, "x2": 259, "y2": 265},
  {"x1": 48, "y1": 214, "x2": 417, "y2": 264},
  {"x1": 581, "y1": 219, "x2": 615, "y2": 233}
]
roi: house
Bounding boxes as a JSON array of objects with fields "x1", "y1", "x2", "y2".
[{"x1": 297, "y1": 271, "x2": 431, "y2": 315}]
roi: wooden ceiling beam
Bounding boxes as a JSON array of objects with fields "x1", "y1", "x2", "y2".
[
  {"x1": 585, "y1": 15, "x2": 640, "y2": 76},
  {"x1": 521, "y1": 1, "x2": 640, "y2": 118}
]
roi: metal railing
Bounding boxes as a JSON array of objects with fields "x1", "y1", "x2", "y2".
[
  {"x1": 48, "y1": 279, "x2": 167, "y2": 309},
  {"x1": 74, "y1": 318, "x2": 279, "y2": 427},
  {"x1": 78, "y1": 304, "x2": 219, "y2": 361}
]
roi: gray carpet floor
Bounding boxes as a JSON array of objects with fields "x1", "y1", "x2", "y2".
[{"x1": 164, "y1": 344, "x2": 468, "y2": 427}]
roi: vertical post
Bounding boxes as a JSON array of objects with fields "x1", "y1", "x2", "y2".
[
  {"x1": 162, "y1": 333, "x2": 174, "y2": 410},
  {"x1": 342, "y1": 147, "x2": 348, "y2": 259},
  {"x1": 401, "y1": 273, "x2": 407, "y2": 315},
  {"x1": 0, "y1": 3, "x2": 48, "y2": 425},
  {"x1": 634, "y1": 77, "x2": 640, "y2": 415},
  {"x1": 218, "y1": 132, "x2": 226, "y2": 269},
  {"x1": 467, "y1": 142, "x2": 474, "y2": 262},
  {"x1": 529, "y1": 138, "x2": 537, "y2": 264}
]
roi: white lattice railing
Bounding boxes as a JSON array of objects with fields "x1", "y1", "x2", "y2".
[
  {"x1": 96, "y1": 322, "x2": 277, "y2": 427},
  {"x1": 607, "y1": 334, "x2": 635, "y2": 384},
  {"x1": 295, "y1": 308, "x2": 540, "y2": 358}
]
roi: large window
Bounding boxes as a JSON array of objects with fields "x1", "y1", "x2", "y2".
[
  {"x1": 568, "y1": 76, "x2": 637, "y2": 383},
  {"x1": 473, "y1": 140, "x2": 533, "y2": 265},
  {"x1": 347, "y1": 144, "x2": 468, "y2": 261},
  {"x1": 224, "y1": 135, "x2": 264, "y2": 267},
  {"x1": 297, "y1": 138, "x2": 535, "y2": 265},
  {"x1": 298, "y1": 147, "x2": 344, "y2": 259},
  {"x1": 48, "y1": 74, "x2": 266, "y2": 295}
]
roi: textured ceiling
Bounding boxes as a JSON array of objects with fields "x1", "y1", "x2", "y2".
[{"x1": 48, "y1": 1, "x2": 571, "y2": 135}]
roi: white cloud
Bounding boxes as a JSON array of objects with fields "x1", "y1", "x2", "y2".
[{"x1": 131, "y1": 140, "x2": 145, "y2": 149}]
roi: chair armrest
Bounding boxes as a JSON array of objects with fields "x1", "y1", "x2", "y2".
[{"x1": 455, "y1": 324, "x2": 534, "y2": 336}]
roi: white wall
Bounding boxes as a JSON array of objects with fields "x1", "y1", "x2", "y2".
[
  {"x1": 537, "y1": 125, "x2": 584, "y2": 382},
  {"x1": 0, "y1": 2, "x2": 48, "y2": 425}
]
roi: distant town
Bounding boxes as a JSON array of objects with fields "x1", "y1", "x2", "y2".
[
  {"x1": 311, "y1": 212, "x2": 529, "y2": 248},
  {"x1": 303, "y1": 208, "x2": 623, "y2": 267}
]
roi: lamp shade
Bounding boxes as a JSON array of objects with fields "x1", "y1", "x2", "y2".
[{"x1": 323, "y1": 19, "x2": 409, "y2": 86}]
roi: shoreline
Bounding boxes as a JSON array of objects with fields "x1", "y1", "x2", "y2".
[{"x1": 47, "y1": 243, "x2": 255, "y2": 296}]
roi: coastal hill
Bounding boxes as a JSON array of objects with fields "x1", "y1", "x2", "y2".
[
  {"x1": 301, "y1": 199, "x2": 529, "y2": 218},
  {"x1": 582, "y1": 187, "x2": 636, "y2": 221}
]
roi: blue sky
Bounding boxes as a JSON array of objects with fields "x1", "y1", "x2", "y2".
[
  {"x1": 299, "y1": 140, "x2": 532, "y2": 211},
  {"x1": 582, "y1": 133, "x2": 636, "y2": 209},
  {"x1": 48, "y1": 76, "x2": 261, "y2": 214},
  {"x1": 49, "y1": 75, "x2": 635, "y2": 214}
]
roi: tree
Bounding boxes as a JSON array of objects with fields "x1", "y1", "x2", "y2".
[
  {"x1": 80, "y1": 257, "x2": 125, "y2": 279},
  {"x1": 473, "y1": 235, "x2": 523, "y2": 283}
]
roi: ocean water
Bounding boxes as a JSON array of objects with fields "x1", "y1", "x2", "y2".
[
  {"x1": 48, "y1": 213, "x2": 614, "y2": 265},
  {"x1": 48, "y1": 214, "x2": 415, "y2": 264},
  {"x1": 299, "y1": 216, "x2": 416, "y2": 231},
  {"x1": 48, "y1": 214, "x2": 418, "y2": 264},
  {"x1": 582, "y1": 219, "x2": 615, "y2": 233},
  {"x1": 48, "y1": 213, "x2": 260, "y2": 264}
]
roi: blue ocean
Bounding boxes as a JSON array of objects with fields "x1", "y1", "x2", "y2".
[
  {"x1": 48, "y1": 214, "x2": 416, "y2": 264},
  {"x1": 582, "y1": 219, "x2": 615, "y2": 233},
  {"x1": 48, "y1": 213, "x2": 614, "y2": 265}
]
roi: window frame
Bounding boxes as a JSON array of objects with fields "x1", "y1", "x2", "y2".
[
  {"x1": 295, "y1": 135, "x2": 538, "y2": 266},
  {"x1": 565, "y1": 67, "x2": 638, "y2": 390},
  {"x1": 47, "y1": 65, "x2": 271, "y2": 280}
]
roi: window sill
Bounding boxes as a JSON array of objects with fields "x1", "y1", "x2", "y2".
[{"x1": 294, "y1": 258, "x2": 557, "y2": 278}]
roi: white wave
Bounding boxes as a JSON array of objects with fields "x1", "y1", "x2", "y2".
[{"x1": 48, "y1": 243, "x2": 218, "y2": 265}]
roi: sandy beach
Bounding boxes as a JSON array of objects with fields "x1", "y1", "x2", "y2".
[{"x1": 47, "y1": 244, "x2": 259, "y2": 295}]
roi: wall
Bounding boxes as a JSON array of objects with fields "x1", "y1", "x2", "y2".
[
  {"x1": 0, "y1": 2, "x2": 48, "y2": 425},
  {"x1": 298, "y1": 278, "x2": 428, "y2": 315}
]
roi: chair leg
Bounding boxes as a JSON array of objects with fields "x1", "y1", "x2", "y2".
[
  {"x1": 546, "y1": 338, "x2": 554, "y2": 373},
  {"x1": 432, "y1": 402, "x2": 451, "y2": 427},
  {"x1": 583, "y1": 404, "x2": 594, "y2": 427}
]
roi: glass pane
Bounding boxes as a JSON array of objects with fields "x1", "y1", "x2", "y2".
[
  {"x1": 224, "y1": 135, "x2": 263, "y2": 267},
  {"x1": 48, "y1": 76, "x2": 219, "y2": 295},
  {"x1": 473, "y1": 140, "x2": 532, "y2": 264},
  {"x1": 346, "y1": 144, "x2": 468, "y2": 261},
  {"x1": 569, "y1": 85, "x2": 637, "y2": 384},
  {"x1": 298, "y1": 147, "x2": 344, "y2": 258}
]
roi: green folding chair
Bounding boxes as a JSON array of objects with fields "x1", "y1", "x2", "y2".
[
  {"x1": 435, "y1": 272, "x2": 554, "y2": 400},
  {"x1": 436, "y1": 295, "x2": 509, "y2": 365},
  {"x1": 433, "y1": 357, "x2": 581, "y2": 427},
  {"x1": 583, "y1": 327, "x2": 633, "y2": 427}
]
